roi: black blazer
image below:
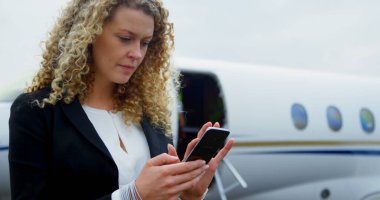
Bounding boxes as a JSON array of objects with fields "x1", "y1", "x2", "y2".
[{"x1": 8, "y1": 87, "x2": 171, "y2": 200}]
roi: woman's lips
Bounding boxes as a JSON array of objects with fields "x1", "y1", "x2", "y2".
[{"x1": 118, "y1": 64, "x2": 135, "y2": 73}]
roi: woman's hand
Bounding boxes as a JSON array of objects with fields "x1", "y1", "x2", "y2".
[
  {"x1": 135, "y1": 151, "x2": 209, "y2": 200},
  {"x1": 177, "y1": 122, "x2": 234, "y2": 200}
]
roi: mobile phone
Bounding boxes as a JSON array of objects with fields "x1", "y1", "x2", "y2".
[{"x1": 184, "y1": 127, "x2": 230, "y2": 163}]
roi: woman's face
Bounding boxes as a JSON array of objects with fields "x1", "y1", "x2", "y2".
[{"x1": 92, "y1": 6, "x2": 154, "y2": 85}]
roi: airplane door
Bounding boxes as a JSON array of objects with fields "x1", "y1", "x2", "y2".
[{"x1": 176, "y1": 71, "x2": 227, "y2": 160}]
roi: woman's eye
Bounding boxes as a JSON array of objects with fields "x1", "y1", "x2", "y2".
[
  {"x1": 119, "y1": 36, "x2": 131, "y2": 42},
  {"x1": 142, "y1": 41, "x2": 151, "y2": 47}
]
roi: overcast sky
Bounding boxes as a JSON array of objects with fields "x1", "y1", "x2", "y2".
[
  {"x1": 166, "y1": 0, "x2": 380, "y2": 76},
  {"x1": 1, "y1": 0, "x2": 380, "y2": 88}
]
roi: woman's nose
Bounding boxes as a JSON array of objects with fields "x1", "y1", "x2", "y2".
[{"x1": 127, "y1": 42, "x2": 143, "y2": 60}]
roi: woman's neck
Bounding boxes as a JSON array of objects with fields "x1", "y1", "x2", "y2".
[{"x1": 84, "y1": 79, "x2": 115, "y2": 111}]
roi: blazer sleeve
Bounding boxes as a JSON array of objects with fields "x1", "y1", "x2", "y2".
[{"x1": 8, "y1": 93, "x2": 51, "y2": 200}]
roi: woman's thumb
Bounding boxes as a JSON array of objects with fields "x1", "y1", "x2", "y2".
[{"x1": 167, "y1": 144, "x2": 178, "y2": 157}]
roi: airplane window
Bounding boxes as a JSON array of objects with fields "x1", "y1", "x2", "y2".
[
  {"x1": 326, "y1": 106, "x2": 343, "y2": 132},
  {"x1": 360, "y1": 108, "x2": 375, "y2": 133},
  {"x1": 176, "y1": 71, "x2": 226, "y2": 159},
  {"x1": 291, "y1": 103, "x2": 308, "y2": 130}
]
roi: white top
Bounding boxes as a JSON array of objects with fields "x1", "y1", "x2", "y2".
[
  {"x1": 82, "y1": 105, "x2": 150, "y2": 198},
  {"x1": 82, "y1": 105, "x2": 208, "y2": 200}
]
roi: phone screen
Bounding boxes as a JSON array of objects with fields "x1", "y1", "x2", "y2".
[{"x1": 184, "y1": 127, "x2": 230, "y2": 163}]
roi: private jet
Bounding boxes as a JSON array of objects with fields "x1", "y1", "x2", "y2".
[{"x1": 1, "y1": 57, "x2": 380, "y2": 200}]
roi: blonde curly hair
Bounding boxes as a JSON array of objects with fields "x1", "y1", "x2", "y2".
[{"x1": 27, "y1": 0, "x2": 178, "y2": 136}]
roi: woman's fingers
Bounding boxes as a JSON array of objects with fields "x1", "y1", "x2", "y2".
[
  {"x1": 164, "y1": 159, "x2": 206, "y2": 176},
  {"x1": 196, "y1": 121, "x2": 220, "y2": 138},
  {"x1": 154, "y1": 159, "x2": 208, "y2": 194},
  {"x1": 137, "y1": 124, "x2": 232, "y2": 199},
  {"x1": 197, "y1": 122, "x2": 212, "y2": 138},
  {"x1": 182, "y1": 138, "x2": 199, "y2": 161},
  {"x1": 214, "y1": 139, "x2": 234, "y2": 162},
  {"x1": 213, "y1": 122, "x2": 220, "y2": 128},
  {"x1": 167, "y1": 144, "x2": 178, "y2": 158},
  {"x1": 136, "y1": 156, "x2": 205, "y2": 199},
  {"x1": 167, "y1": 173, "x2": 203, "y2": 195},
  {"x1": 148, "y1": 153, "x2": 179, "y2": 166},
  {"x1": 149, "y1": 154, "x2": 207, "y2": 177},
  {"x1": 166, "y1": 164, "x2": 208, "y2": 187},
  {"x1": 183, "y1": 139, "x2": 234, "y2": 191},
  {"x1": 208, "y1": 139, "x2": 234, "y2": 170}
]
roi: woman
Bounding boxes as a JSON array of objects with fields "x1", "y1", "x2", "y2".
[{"x1": 8, "y1": 0, "x2": 234, "y2": 199}]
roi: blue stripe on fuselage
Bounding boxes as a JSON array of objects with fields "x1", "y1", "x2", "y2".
[
  {"x1": 239, "y1": 149, "x2": 380, "y2": 156},
  {"x1": 0, "y1": 146, "x2": 9, "y2": 151}
]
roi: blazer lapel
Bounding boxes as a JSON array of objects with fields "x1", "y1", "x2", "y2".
[
  {"x1": 140, "y1": 116, "x2": 170, "y2": 158},
  {"x1": 59, "y1": 98, "x2": 113, "y2": 161},
  {"x1": 59, "y1": 97, "x2": 170, "y2": 159}
]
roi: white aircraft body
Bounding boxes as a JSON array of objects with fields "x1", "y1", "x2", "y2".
[{"x1": 1, "y1": 58, "x2": 380, "y2": 200}]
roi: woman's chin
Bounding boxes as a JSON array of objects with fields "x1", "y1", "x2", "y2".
[{"x1": 114, "y1": 77, "x2": 132, "y2": 85}]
